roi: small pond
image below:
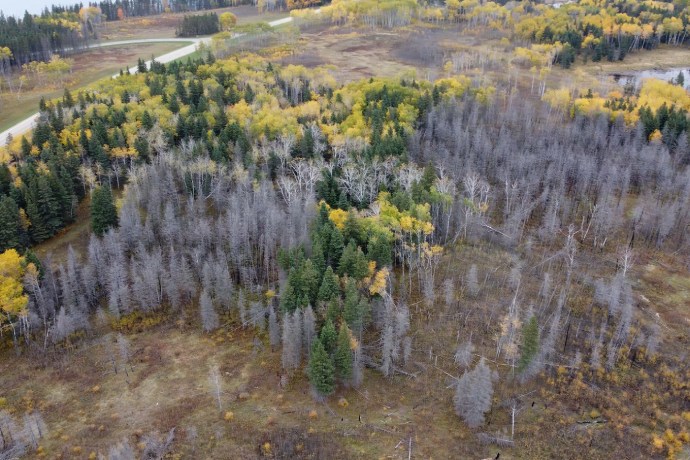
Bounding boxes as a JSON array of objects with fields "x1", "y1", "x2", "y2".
[{"x1": 611, "y1": 68, "x2": 690, "y2": 90}]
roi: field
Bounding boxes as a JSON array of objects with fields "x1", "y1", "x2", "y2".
[
  {"x1": 281, "y1": 23, "x2": 498, "y2": 82},
  {"x1": 0, "y1": 42, "x2": 187, "y2": 133},
  {"x1": 0, "y1": 318, "x2": 467, "y2": 459},
  {"x1": 100, "y1": 5, "x2": 286, "y2": 42}
]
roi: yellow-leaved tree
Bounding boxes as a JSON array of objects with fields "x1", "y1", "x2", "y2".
[
  {"x1": 220, "y1": 12, "x2": 237, "y2": 31},
  {"x1": 0, "y1": 249, "x2": 30, "y2": 341}
]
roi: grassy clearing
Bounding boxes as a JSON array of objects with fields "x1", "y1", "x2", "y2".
[
  {"x1": 639, "y1": 261, "x2": 690, "y2": 343},
  {"x1": 101, "y1": 5, "x2": 285, "y2": 41},
  {"x1": 280, "y1": 26, "x2": 448, "y2": 82},
  {"x1": 0, "y1": 318, "x2": 455, "y2": 458},
  {"x1": 171, "y1": 49, "x2": 204, "y2": 64},
  {"x1": 0, "y1": 42, "x2": 185, "y2": 133},
  {"x1": 284, "y1": 23, "x2": 690, "y2": 101},
  {"x1": 575, "y1": 46, "x2": 690, "y2": 75}
]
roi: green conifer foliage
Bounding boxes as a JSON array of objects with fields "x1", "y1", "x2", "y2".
[
  {"x1": 308, "y1": 338, "x2": 335, "y2": 397},
  {"x1": 320, "y1": 318, "x2": 337, "y2": 354},
  {"x1": 0, "y1": 196, "x2": 22, "y2": 251},
  {"x1": 318, "y1": 266, "x2": 340, "y2": 302},
  {"x1": 334, "y1": 323, "x2": 353, "y2": 382},
  {"x1": 338, "y1": 241, "x2": 369, "y2": 280},
  {"x1": 519, "y1": 316, "x2": 539, "y2": 372},
  {"x1": 91, "y1": 186, "x2": 118, "y2": 236}
]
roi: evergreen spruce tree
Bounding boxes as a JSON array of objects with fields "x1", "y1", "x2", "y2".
[
  {"x1": 25, "y1": 194, "x2": 49, "y2": 243},
  {"x1": 63, "y1": 88, "x2": 74, "y2": 108},
  {"x1": 0, "y1": 195, "x2": 22, "y2": 251},
  {"x1": 244, "y1": 84, "x2": 255, "y2": 103},
  {"x1": 308, "y1": 338, "x2": 335, "y2": 397},
  {"x1": 316, "y1": 202, "x2": 330, "y2": 228},
  {"x1": 89, "y1": 136, "x2": 110, "y2": 168},
  {"x1": 518, "y1": 315, "x2": 539, "y2": 372},
  {"x1": 36, "y1": 175, "x2": 62, "y2": 234},
  {"x1": 21, "y1": 137, "x2": 32, "y2": 157},
  {"x1": 134, "y1": 135, "x2": 150, "y2": 163},
  {"x1": 367, "y1": 233, "x2": 392, "y2": 267},
  {"x1": 48, "y1": 171, "x2": 71, "y2": 224},
  {"x1": 337, "y1": 190, "x2": 350, "y2": 210},
  {"x1": 169, "y1": 94, "x2": 180, "y2": 114},
  {"x1": 311, "y1": 241, "x2": 326, "y2": 275},
  {"x1": 343, "y1": 210, "x2": 364, "y2": 246},
  {"x1": 297, "y1": 127, "x2": 314, "y2": 158},
  {"x1": 91, "y1": 186, "x2": 118, "y2": 236},
  {"x1": 280, "y1": 281, "x2": 299, "y2": 313},
  {"x1": 141, "y1": 110, "x2": 154, "y2": 130},
  {"x1": 326, "y1": 299, "x2": 340, "y2": 324},
  {"x1": 334, "y1": 323, "x2": 353, "y2": 382},
  {"x1": 0, "y1": 165, "x2": 11, "y2": 196},
  {"x1": 320, "y1": 318, "x2": 337, "y2": 354},
  {"x1": 301, "y1": 259, "x2": 320, "y2": 305},
  {"x1": 318, "y1": 266, "x2": 339, "y2": 303},
  {"x1": 328, "y1": 226, "x2": 344, "y2": 269},
  {"x1": 338, "y1": 241, "x2": 369, "y2": 280},
  {"x1": 343, "y1": 278, "x2": 368, "y2": 333}
]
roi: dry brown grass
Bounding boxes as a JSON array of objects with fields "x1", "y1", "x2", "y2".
[
  {"x1": 280, "y1": 27, "x2": 436, "y2": 82},
  {"x1": 100, "y1": 5, "x2": 285, "y2": 42}
]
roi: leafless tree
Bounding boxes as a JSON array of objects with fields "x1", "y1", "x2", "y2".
[
  {"x1": 454, "y1": 358, "x2": 494, "y2": 428},
  {"x1": 208, "y1": 365, "x2": 223, "y2": 411}
]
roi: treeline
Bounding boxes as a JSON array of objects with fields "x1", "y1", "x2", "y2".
[
  {"x1": 92, "y1": 0, "x2": 236, "y2": 20},
  {"x1": 0, "y1": 0, "x2": 238, "y2": 70},
  {"x1": 176, "y1": 12, "x2": 219, "y2": 36},
  {"x1": 2, "y1": 51, "x2": 689, "y2": 261},
  {"x1": 0, "y1": 11, "x2": 92, "y2": 68},
  {"x1": 7, "y1": 0, "x2": 239, "y2": 22}
]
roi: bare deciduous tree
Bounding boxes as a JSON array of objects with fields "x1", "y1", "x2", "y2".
[{"x1": 454, "y1": 357, "x2": 494, "y2": 428}]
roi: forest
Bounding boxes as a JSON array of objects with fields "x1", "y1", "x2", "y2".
[{"x1": 0, "y1": 0, "x2": 689, "y2": 458}]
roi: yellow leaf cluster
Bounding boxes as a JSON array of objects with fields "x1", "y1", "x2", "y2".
[
  {"x1": 638, "y1": 78, "x2": 690, "y2": 112},
  {"x1": 329, "y1": 208, "x2": 349, "y2": 230},
  {"x1": 0, "y1": 250, "x2": 30, "y2": 319},
  {"x1": 543, "y1": 88, "x2": 571, "y2": 112},
  {"x1": 368, "y1": 267, "x2": 389, "y2": 296}
]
